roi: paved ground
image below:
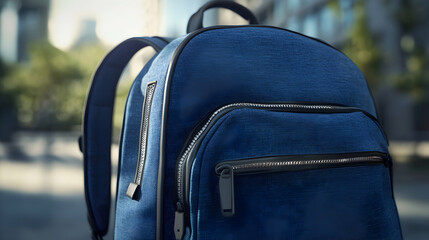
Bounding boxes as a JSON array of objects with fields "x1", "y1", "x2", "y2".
[{"x1": 0, "y1": 132, "x2": 428, "y2": 239}]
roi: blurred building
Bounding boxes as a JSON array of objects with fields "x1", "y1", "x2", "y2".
[
  {"x1": 0, "y1": 0, "x2": 49, "y2": 63},
  {"x1": 72, "y1": 19, "x2": 99, "y2": 48}
]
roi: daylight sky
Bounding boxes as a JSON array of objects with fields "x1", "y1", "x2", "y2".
[
  {"x1": 48, "y1": 0, "x2": 210, "y2": 50},
  {"x1": 48, "y1": 0, "x2": 147, "y2": 49}
]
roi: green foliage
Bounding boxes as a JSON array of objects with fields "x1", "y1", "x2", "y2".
[
  {"x1": 392, "y1": 2, "x2": 429, "y2": 101},
  {"x1": 1, "y1": 39, "x2": 142, "y2": 135},
  {"x1": 0, "y1": 60, "x2": 15, "y2": 107},
  {"x1": 394, "y1": 1, "x2": 421, "y2": 32},
  {"x1": 327, "y1": 0, "x2": 341, "y2": 18},
  {"x1": 392, "y1": 43, "x2": 429, "y2": 101},
  {"x1": 392, "y1": 53, "x2": 428, "y2": 100},
  {"x1": 342, "y1": 0, "x2": 382, "y2": 88},
  {"x1": 2, "y1": 41, "x2": 107, "y2": 130},
  {"x1": 341, "y1": 0, "x2": 428, "y2": 100}
]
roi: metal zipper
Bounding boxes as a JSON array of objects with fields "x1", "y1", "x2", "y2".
[
  {"x1": 175, "y1": 103, "x2": 374, "y2": 207},
  {"x1": 158, "y1": 24, "x2": 382, "y2": 239},
  {"x1": 173, "y1": 102, "x2": 383, "y2": 239},
  {"x1": 215, "y1": 154, "x2": 387, "y2": 175},
  {"x1": 176, "y1": 103, "x2": 333, "y2": 200},
  {"x1": 160, "y1": 25, "x2": 358, "y2": 240},
  {"x1": 214, "y1": 152, "x2": 387, "y2": 217},
  {"x1": 126, "y1": 81, "x2": 157, "y2": 200}
]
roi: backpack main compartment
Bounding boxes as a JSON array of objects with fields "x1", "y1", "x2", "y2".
[{"x1": 115, "y1": 26, "x2": 402, "y2": 240}]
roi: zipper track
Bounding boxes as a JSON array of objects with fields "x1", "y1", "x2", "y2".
[
  {"x1": 215, "y1": 154, "x2": 386, "y2": 175},
  {"x1": 136, "y1": 82, "x2": 157, "y2": 182},
  {"x1": 126, "y1": 81, "x2": 157, "y2": 200},
  {"x1": 175, "y1": 102, "x2": 383, "y2": 210},
  {"x1": 176, "y1": 103, "x2": 334, "y2": 204},
  {"x1": 161, "y1": 25, "x2": 381, "y2": 240},
  {"x1": 213, "y1": 152, "x2": 387, "y2": 218}
]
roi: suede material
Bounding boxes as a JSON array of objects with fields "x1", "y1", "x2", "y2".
[
  {"x1": 114, "y1": 58, "x2": 155, "y2": 239},
  {"x1": 163, "y1": 27, "x2": 381, "y2": 239},
  {"x1": 114, "y1": 37, "x2": 186, "y2": 240},
  {"x1": 85, "y1": 37, "x2": 167, "y2": 235},
  {"x1": 189, "y1": 109, "x2": 401, "y2": 239},
  {"x1": 114, "y1": 27, "x2": 401, "y2": 239}
]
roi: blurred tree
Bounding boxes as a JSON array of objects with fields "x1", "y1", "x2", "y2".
[
  {"x1": 0, "y1": 59, "x2": 19, "y2": 140},
  {"x1": 341, "y1": 0, "x2": 428, "y2": 100},
  {"x1": 342, "y1": 0, "x2": 382, "y2": 88},
  {"x1": 392, "y1": 0, "x2": 429, "y2": 101},
  {"x1": 393, "y1": 46, "x2": 429, "y2": 101},
  {"x1": 2, "y1": 41, "x2": 107, "y2": 130},
  {"x1": 327, "y1": 0, "x2": 341, "y2": 18}
]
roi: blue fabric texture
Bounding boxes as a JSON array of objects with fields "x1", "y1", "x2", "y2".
[
  {"x1": 114, "y1": 57, "x2": 155, "y2": 239},
  {"x1": 114, "y1": 36, "x2": 186, "y2": 240},
  {"x1": 162, "y1": 27, "x2": 384, "y2": 239},
  {"x1": 134, "y1": 35, "x2": 186, "y2": 239},
  {"x1": 83, "y1": 36, "x2": 167, "y2": 236},
  {"x1": 188, "y1": 109, "x2": 401, "y2": 239},
  {"x1": 100, "y1": 27, "x2": 402, "y2": 239}
]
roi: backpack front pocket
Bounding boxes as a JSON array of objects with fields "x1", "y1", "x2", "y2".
[
  {"x1": 173, "y1": 102, "x2": 401, "y2": 240},
  {"x1": 215, "y1": 152, "x2": 387, "y2": 217}
]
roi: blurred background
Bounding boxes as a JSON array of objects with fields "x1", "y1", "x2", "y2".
[{"x1": 0, "y1": 0, "x2": 428, "y2": 239}]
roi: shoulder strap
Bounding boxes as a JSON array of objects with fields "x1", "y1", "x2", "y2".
[{"x1": 80, "y1": 36, "x2": 168, "y2": 239}]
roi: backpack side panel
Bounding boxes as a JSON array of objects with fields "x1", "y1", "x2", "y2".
[
  {"x1": 114, "y1": 57, "x2": 156, "y2": 239},
  {"x1": 114, "y1": 37, "x2": 186, "y2": 240}
]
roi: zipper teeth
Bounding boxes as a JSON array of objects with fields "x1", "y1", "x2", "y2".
[
  {"x1": 228, "y1": 156, "x2": 384, "y2": 172},
  {"x1": 135, "y1": 82, "x2": 156, "y2": 184},
  {"x1": 176, "y1": 103, "x2": 334, "y2": 202}
]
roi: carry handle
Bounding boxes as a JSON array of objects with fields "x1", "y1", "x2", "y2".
[{"x1": 186, "y1": 0, "x2": 259, "y2": 33}]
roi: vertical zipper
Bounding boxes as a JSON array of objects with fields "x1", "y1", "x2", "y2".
[{"x1": 126, "y1": 81, "x2": 157, "y2": 200}]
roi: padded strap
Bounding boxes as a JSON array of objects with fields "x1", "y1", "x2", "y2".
[{"x1": 81, "y1": 36, "x2": 168, "y2": 239}]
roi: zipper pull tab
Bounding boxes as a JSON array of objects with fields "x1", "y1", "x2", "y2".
[
  {"x1": 219, "y1": 165, "x2": 235, "y2": 217},
  {"x1": 174, "y1": 203, "x2": 185, "y2": 240},
  {"x1": 126, "y1": 182, "x2": 141, "y2": 200}
]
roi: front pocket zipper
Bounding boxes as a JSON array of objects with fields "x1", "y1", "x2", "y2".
[
  {"x1": 215, "y1": 152, "x2": 387, "y2": 217},
  {"x1": 173, "y1": 102, "x2": 386, "y2": 240},
  {"x1": 126, "y1": 81, "x2": 157, "y2": 200}
]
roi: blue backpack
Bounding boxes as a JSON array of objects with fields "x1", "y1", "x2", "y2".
[{"x1": 80, "y1": 1, "x2": 402, "y2": 239}]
